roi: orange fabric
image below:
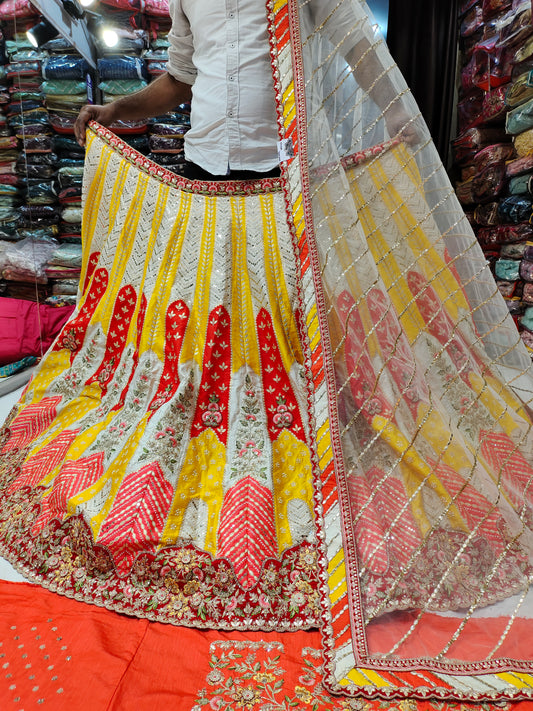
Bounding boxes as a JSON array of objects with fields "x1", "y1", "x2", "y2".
[
  {"x1": 367, "y1": 609, "x2": 533, "y2": 661},
  {"x1": 0, "y1": 580, "x2": 531, "y2": 710}
]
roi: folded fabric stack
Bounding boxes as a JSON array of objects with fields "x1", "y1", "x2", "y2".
[
  {"x1": 143, "y1": 0, "x2": 172, "y2": 37},
  {"x1": 0, "y1": 0, "x2": 82, "y2": 374},
  {"x1": 41, "y1": 52, "x2": 90, "y2": 135},
  {"x1": 97, "y1": 53, "x2": 151, "y2": 156},
  {"x1": 0, "y1": 0, "x2": 37, "y2": 44},
  {"x1": 96, "y1": 0, "x2": 150, "y2": 153},
  {"x1": 40, "y1": 34, "x2": 89, "y2": 294},
  {"x1": 141, "y1": 14, "x2": 190, "y2": 176},
  {"x1": 454, "y1": 0, "x2": 533, "y2": 354},
  {"x1": 95, "y1": 0, "x2": 189, "y2": 173},
  {"x1": 0, "y1": 53, "x2": 19, "y2": 242}
]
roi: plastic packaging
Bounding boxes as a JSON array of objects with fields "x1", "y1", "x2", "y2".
[
  {"x1": 0, "y1": 235, "x2": 58, "y2": 280},
  {"x1": 520, "y1": 260, "x2": 533, "y2": 282},
  {"x1": 15, "y1": 123, "x2": 52, "y2": 137},
  {"x1": 60, "y1": 207, "x2": 83, "y2": 224},
  {"x1": 51, "y1": 279, "x2": 79, "y2": 296},
  {"x1": 21, "y1": 135, "x2": 55, "y2": 153},
  {"x1": 42, "y1": 56, "x2": 90, "y2": 81},
  {"x1": 482, "y1": 0, "x2": 512, "y2": 17},
  {"x1": 97, "y1": 56, "x2": 149, "y2": 81},
  {"x1": 506, "y1": 154, "x2": 533, "y2": 178},
  {"x1": 148, "y1": 134, "x2": 186, "y2": 153},
  {"x1": 452, "y1": 127, "x2": 507, "y2": 163},
  {"x1": 461, "y1": 4, "x2": 484, "y2": 37},
  {"x1": 506, "y1": 71, "x2": 533, "y2": 109},
  {"x1": 26, "y1": 182, "x2": 57, "y2": 205},
  {"x1": 18, "y1": 204, "x2": 60, "y2": 226},
  {"x1": 501, "y1": 242, "x2": 527, "y2": 259},
  {"x1": 523, "y1": 282, "x2": 533, "y2": 302},
  {"x1": 474, "y1": 201, "x2": 501, "y2": 225},
  {"x1": 458, "y1": 90, "x2": 484, "y2": 130},
  {"x1": 497, "y1": 280, "x2": 517, "y2": 297},
  {"x1": 58, "y1": 186, "x2": 82, "y2": 204},
  {"x1": 48, "y1": 242, "x2": 82, "y2": 268},
  {"x1": 495, "y1": 258, "x2": 521, "y2": 281},
  {"x1": 514, "y1": 127, "x2": 533, "y2": 157},
  {"x1": 481, "y1": 86, "x2": 507, "y2": 123},
  {"x1": 497, "y1": 196, "x2": 533, "y2": 223},
  {"x1": 40, "y1": 80, "x2": 87, "y2": 96},
  {"x1": 509, "y1": 174, "x2": 533, "y2": 195},
  {"x1": 98, "y1": 79, "x2": 147, "y2": 95},
  {"x1": 461, "y1": 47, "x2": 513, "y2": 92},
  {"x1": 507, "y1": 97, "x2": 533, "y2": 134}
]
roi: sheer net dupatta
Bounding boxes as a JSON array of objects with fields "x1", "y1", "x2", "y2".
[{"x1": 269, "y1": 0, "x2": 533, "y2": 701}]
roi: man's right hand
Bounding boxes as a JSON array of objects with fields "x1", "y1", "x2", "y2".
[{"x1": 74, "y1": 104, "x2": 116, "y2": 147}]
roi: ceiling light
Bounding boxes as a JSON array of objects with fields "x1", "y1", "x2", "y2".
[
  {"x1": 27, "y1": 19, "x2": 60, "y2": 48},
  {"x1": 79, "y1": 0, "x2": 96, "y2": 6}
]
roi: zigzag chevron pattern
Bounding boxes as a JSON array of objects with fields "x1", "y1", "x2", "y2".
[
  {"x1": 32, "y1": 451, "x2": 105, "y2": 534},
  {"x1": 480, "y1": 431, "x2": 533, "y2": 511},
  {"x1": 96, "y1": 462, "x2": 173, "y2": 574},
  {"x1": 2, "y1": 397, "x2": 63, "y2": 452},
  {"x1": 8, "y1": 429, "x2": 79, "y2": 494},
  {"x1": 217, "y1": 475, "x2": 278, "y2": 589},
  {"x1": 433, "y1": 460, "x2": 509, "y2": 555}
]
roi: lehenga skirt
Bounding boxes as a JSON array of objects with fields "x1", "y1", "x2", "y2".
[{"x1": 0, "y1": 125, "x2": 320, "y2": 630}]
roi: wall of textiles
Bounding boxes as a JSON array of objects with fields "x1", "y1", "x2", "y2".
[
  {"x1": 453, "y1": 0, "x2": 533, "y2": 355},
  {"x1": 0, "y1": 0, "x2": 188, "y2": 391}
]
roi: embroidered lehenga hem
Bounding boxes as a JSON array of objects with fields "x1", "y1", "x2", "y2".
[{"x1": 2, "y1": 0, "x2": 533, "y2": 702}]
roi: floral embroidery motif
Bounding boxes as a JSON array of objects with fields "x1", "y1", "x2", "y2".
[
  {"x1": 360, "y1": 529, "x2": 529, "y2": 622},
  {"x1": 257, "y1": 308, "x2": 306, "y2": 443},
  {"x1": 0, "y1": 465, "x2": 319, "y2": 630},
  {"x1": 192, "y1": 642, "x2": 433, "y2": 710},
  {"x1": 229, "y1": 376, "x2": 268, "y2": 485},
  {"x1": 272, "y1": 397, "x2": 294, "y2": 429},
  {"x1": 201, "y1": 395, "x2": 224, "y2": 428},
  {"x1": 139, "y1": 374, "x2": 195, "y2": 471},
  {"x1": 190, "y1": 305, "x2": 232, "y2": 445}
]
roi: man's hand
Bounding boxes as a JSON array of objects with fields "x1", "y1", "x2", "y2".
[
  {"x1": 384, "y1": 106, "x2": 420, "y2": 146},
  {"x1": 74, "y1": 104, "x2": 117, "y2": 147}
]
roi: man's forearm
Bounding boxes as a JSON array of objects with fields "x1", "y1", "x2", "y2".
[
  {"x1": 346, "y1": 38, "x2": 398, "y2": 114},
  {"x1": 106, "y1": 72, "x2": 193, "y2": 123}
]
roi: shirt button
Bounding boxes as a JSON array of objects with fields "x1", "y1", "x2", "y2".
[
  {"x1": 229, "y1": 76, "x2": 235, "y2": 81},
  {"x1": 228, "y1": 110, "x2": 234, "y2": 117},
  {"x1": 228, "y1": 11, "x2": 234, "y2": 17}
]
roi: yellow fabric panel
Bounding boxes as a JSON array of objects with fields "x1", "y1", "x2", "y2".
[
  {"x1": 327, "y1": 548, "x2": 348, "y2": 605},
  {"x1": 230, "y1": 195, "x2": 261, "y2": 375},
  {"x1": 261, "y1": 193, "x2": 304, "y2": 374},
  {"x1": 271, "y1": 429, "x2": 314, "y2": 551},
  {"x1": 345, "y1": 667, "x2": 392, "y2": 688},
  {"x1": 139, "y1": 189, "x2": 193, "y2": 358},
  {"x1": 179, "y1": 198, "x2": 217, "y2": 369},
  {"x1": 162, "y1": 429, "x2": 226, "y2": 556}
]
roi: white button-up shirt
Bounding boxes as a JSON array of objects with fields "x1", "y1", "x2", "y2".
[{"x1": 166, "y1": 0, "x2": 279, "y2": 175}]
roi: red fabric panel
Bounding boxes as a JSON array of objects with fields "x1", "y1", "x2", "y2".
[{"x1": 0, "y1": 298, "x2": 74, "y2": 365}]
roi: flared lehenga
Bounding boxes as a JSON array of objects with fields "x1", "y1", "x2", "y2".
[
  {"x1": 2, "y1": 0, "x2": 533, "y2": 703},
  {"x1": 0, "y1": 127, "x2": 320, "y2": 630}
]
